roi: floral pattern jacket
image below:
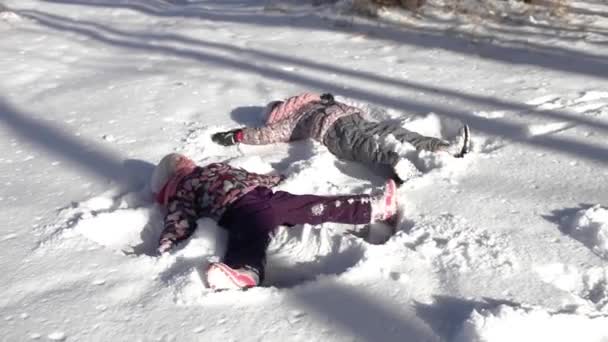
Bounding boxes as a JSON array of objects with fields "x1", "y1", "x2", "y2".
[{"x1": 159, "y1": 163, "x2": 283, "y2": 249}]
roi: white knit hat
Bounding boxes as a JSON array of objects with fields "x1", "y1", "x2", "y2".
[{"x1": 150, "y1": 153, "x2": 183, "y2": 194}]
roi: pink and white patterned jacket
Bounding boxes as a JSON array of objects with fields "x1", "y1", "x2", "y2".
[
  {"x1": 158, "y1": 162, "x2": 283, "y2": 248},
  {"x1": 241, "y1": 93, "x2": 362, "y2": 145}
]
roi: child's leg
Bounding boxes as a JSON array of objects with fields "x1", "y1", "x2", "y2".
[
  {"x1": 213, "y1": 185, "x2": 395, "y2": 288},
  {"x1": 375, "y1": 121, "x2": 447, "y2": 152},
  {"x1": 325, "y1": 116, "x2": 398, "y2": 165},
  {"x1": 267, "y1": 191, "x2": 373, "y2": 227},
  {"x1": 217, "y1": 187, "x2": 278, "y2": 282},
  {"x1": 325, "y1": 116, "x2": 447, "y2": 167}
]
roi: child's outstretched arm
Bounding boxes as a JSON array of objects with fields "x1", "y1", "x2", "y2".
[
  {"x1": 157, "y1": 193, "x2": 198, "y2": 254},
  {"x1": 250, "y1": 172, "x2": 285, "y2": 189},
  {"x1": 211, "y1": 119, "x2": 297, "y2": 146},
  {"x1": 240, "y1": 119, "x2": 297, "y2": 144},
  {"x1": 211, "y1": 92, "x2": 327, "y2": 147}
]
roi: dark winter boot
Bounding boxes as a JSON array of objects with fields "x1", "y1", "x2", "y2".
[{"x1": 442, "y1": 125, "x2": 471, "y2": 158}]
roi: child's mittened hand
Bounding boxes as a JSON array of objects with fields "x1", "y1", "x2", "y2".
[
  {"x1": 320, "y1": 93, "x2": 335, "y2": 104},
  {"x1": 157, "y1": 240, "x2": 173, "y2": 255},
  {"x1": 211, "y1": 129, "x2": 243, "y2": 146}
]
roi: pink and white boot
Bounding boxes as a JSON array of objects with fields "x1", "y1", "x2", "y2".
[
  {"x1": 206, "y1": 262, "x2": 260, "y2": 290},
  {"x1": 371, "y1": 179, "x2": 398, "y2": 224}
]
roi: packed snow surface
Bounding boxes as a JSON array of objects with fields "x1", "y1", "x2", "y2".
[{"x1": 1, "y1": 0, "x2": 608, "y2": 341}]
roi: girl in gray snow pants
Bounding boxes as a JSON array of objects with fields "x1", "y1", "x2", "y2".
[{"x1": 212, "y1": 92, "x2": 468, "y2": 182}]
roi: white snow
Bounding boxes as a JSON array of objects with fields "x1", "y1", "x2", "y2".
[
  {"x1": 47, "y1": 331, "x2": 67, "y2": 341},
  {"x1": 1, "y1": 0, "x2": 608, "y2": 341},
  {"x1": 454, "y1": 305, "x2": 608, "y2": 342},
  {"x1": 565, "y1": 205, "x2": 608, "y2": 259}
]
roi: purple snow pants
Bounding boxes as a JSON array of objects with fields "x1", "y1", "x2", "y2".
[{"x1": 218, "y1": 186, "x2": 372, "y2": 281}]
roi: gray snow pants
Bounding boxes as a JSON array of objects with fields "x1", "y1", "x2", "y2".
[{"x1": 323, "y1": 115, "x2": 447, "y2": 167}]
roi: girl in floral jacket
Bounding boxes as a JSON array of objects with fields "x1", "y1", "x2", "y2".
[
  {"x1": 212, "y1": 92, "x2": 470, "y2": 183},
  {"x1": 151, "y1": 153, "x2": 398, "y2": 290}
]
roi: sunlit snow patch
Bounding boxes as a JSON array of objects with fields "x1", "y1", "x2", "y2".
[
  {"x1": 0, "y1": 7, "x2": 21, "y2": 22},
  {"x1": 569, "y1": 205, "x2": 608, "y2": 259},
  {"x1": 536, "y1": 263, "x2": 608, "y2": 312},
  {"x1": 454, "y1": 305, "x2": 608, "y2": 342},
  {"x1": 74, "y1": 206, "x2": 156, "y2": 250}
]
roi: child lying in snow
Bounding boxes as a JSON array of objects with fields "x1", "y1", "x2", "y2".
[
  {"x1": 151, "y1": 153, "x2": 398, "y2": 290},
  {"x1": 211, "y1": 92, "x2": 470, "y2": 183}
]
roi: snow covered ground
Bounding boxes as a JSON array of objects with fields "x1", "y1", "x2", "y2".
[{"x1": 1, "y1": 0, "x2": 608, "y2": 341}]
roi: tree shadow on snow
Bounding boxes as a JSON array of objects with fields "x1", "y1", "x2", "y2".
[
  {"x1": 271, "y1": 139, "x2": 317, "y2": 172},
  {"x1": 122, "y1": 158, "x2": 156, "y2": 191},
  {"x1": 264, "y1": 245, "x2": 365, "y2": 289},
  {"x1": 334, "y1": 159, "x2": 395, "y2": 186},
  {"x1": 34, "y1": 0, "x2": 608, "y2": 78},
  {"x1": 287, "y1": 279, "x2": 435, "y2": 341},
  {"x1": 0, "y1": 98, "x2": 136, "y2": 188},
  {"x1": 157, "y1": 255, "x2": 211, "y2": 286},
  {"x1": 14, "y1": 10, "x2": 608, "y2": 165},
  {"x1": 229, "y1": 105, "x2": 266, "y2": 126},
  {"x1": 113, "y1": 158, "x2": 165, "y2": 257},
  {"x1": 291, "y1": 282, "x2": 434, "y2": 342},
  {"x1": 0, "y1": 99, "x2": 170, "y2": 256},
  {"x1": 542, "y1": 203, "x2": 607, "y2": 260},
  {"x1": 263, "y1": 256, "x2": 444, "y2": 341}
]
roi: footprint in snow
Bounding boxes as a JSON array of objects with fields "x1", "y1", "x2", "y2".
[
  {"x1": 525, "y1": 90, "x2": 608, "y2": 114},
  {"x1": 397, "y1": 214, "x2": 517, "y2": 275},
  {"x1": 536, "y1": 263, "x2": 608, "y2": 312},
  {"x1": 525, "y1": 94, "x2": 563, "y2": 107},
  {"x1": 540, "y1": 204, "x2": 608, "y2": 311},
  {"x1": 571, "y1": 90, "x2": 608, "y2": 114},
  {"x1": 544, "y1": 204, "x2": 608, "y2": 260}
]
